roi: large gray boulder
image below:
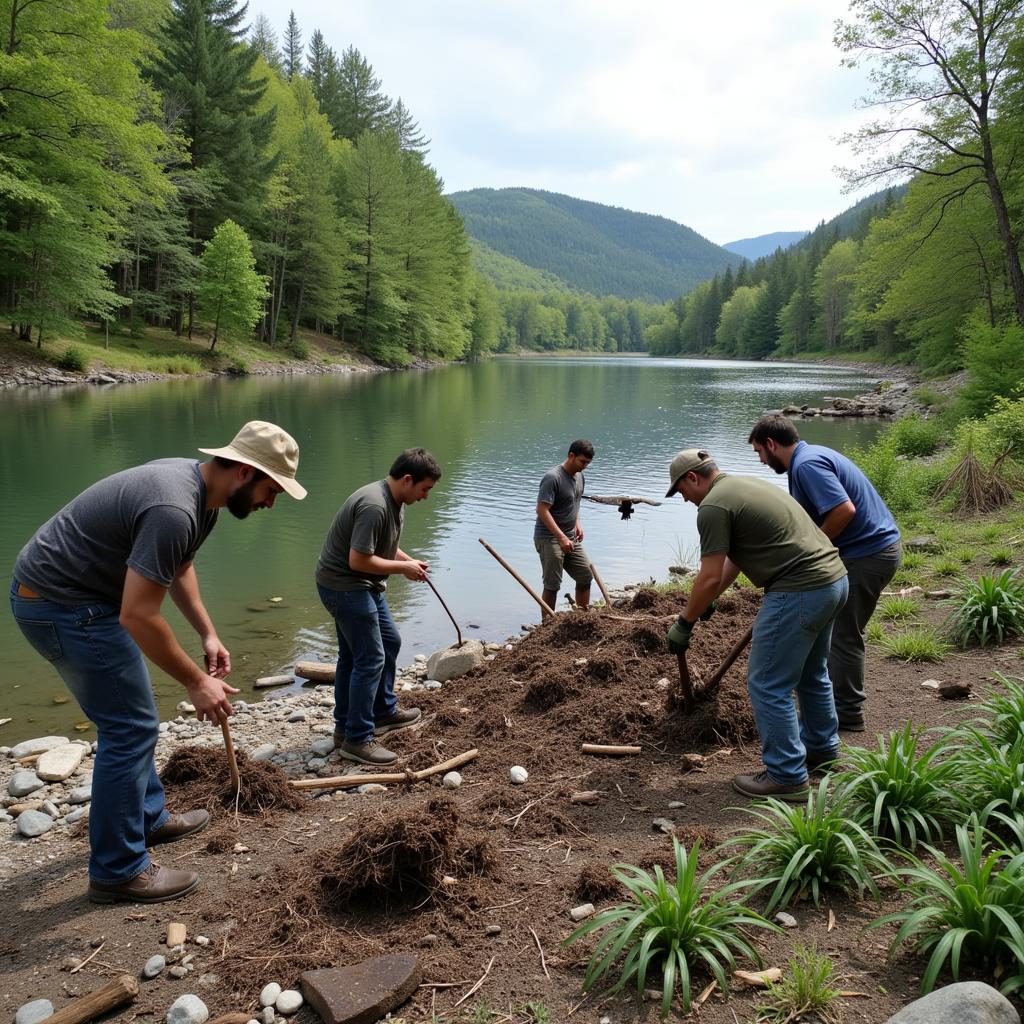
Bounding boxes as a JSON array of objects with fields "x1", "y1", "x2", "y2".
[
  {"x1": 425, "y1": 639, "x2": 485, "y2": 683},
  {"x1": 886, "y1": 982, "x2": 1020, "y2": 1024}
]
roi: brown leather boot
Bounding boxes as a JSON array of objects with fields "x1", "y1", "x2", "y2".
[
  {"x1": 374, "y1": 707, "x2": 422, "y2": 734},
  {"x1": 732, "y1": 770, "x2": 809, "y2": 803},
  {"x1": 338, "y1": 738, "x2": 398, "y2": 766},
  {"x1": 146, "y1": 809, "x2": 210, "y2": 847},
  {"x1": 88, "y1": 863, "x2": 199, "y2": 904}
]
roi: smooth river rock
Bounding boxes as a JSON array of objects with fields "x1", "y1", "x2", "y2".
[
  {"x1": 10, "y1": 736, "x2": 70, "y2": 759},
  {"x1": 886, "y1": 983, "x2": 1020, "y2": 1024},
  {"x1": 17, "y1": 810, "x2": 55, "y2": 837},
  {"x1": 8, "y1": 771, "x2": 45, "y2": 798},
  {"x1": 15, "y1": 1000, "x2": 54, "y2": 1024},
  {"x1": 37, "y1": 743, "x2": 86, "y2": 782},
  {"x1": 425, "y1": 639, "x2": 485, "y2": 683},
  {"x1": 166, "y1": 995, "x2": 209, "y2": 1024}
]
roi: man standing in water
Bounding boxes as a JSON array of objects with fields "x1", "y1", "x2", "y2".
[
  {"x1": 316, "y1": 448, "x2": 441, "y2": 767},
  {"x1": 535, "y1": 439, "x2": 595, "y2": 615},
  {"x1": 10, "y1": 421, "x2": 306, "y2": 903},
  {"x1": 747, "y1": 414, "x2": 901, "y2": 731},
  {"x1": 664, "y1": 448, "x2": 848, "y2": 801}
]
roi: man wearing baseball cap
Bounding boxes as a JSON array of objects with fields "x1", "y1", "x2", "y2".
[
  {"x1": 664, "y1": 448, "x2": 848, "y2": 801},
  {"x1": 10, "y1": 421, "x2": 305, "y2": 903}
]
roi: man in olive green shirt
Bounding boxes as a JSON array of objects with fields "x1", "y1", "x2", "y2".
[{"x1": 664, "y1": 448, "x2": 849, "y2": 801}]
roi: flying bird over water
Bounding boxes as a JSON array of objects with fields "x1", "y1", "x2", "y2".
[{"x1": 581, "y1": 494, "x2": 663, "y2": 520}]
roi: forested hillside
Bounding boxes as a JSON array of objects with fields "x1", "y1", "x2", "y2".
[{"x1": 449, "y1": 188, "x2": 742, "y2": 302}]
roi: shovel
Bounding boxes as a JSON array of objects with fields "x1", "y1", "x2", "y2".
[
  {"x1": 675, "y1": 625, "x2": 754, "y2": 712},
  {"x1": 426, "y1": 576, "x2": 464, "y2": 647}
]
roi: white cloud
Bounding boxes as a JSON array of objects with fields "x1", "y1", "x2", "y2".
[{"x1": 253, "y1": 0, "x2": 878, "y2": 242}]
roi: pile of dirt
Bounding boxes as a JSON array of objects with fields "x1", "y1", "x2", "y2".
[{"x1": 161, "y1": 746, "x2": 307, "y2": 815}]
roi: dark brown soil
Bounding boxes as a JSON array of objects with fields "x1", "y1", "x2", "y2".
[{"x1": 4, "y1": 585, "x2": 1022, "y2": 1024}]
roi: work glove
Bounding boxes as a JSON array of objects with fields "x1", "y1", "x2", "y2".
[
  {"x1": 699, "y1": 601, "x2": 717, "y2": 622},
  {"x1": 667, "y1": 616, "x2": 693, "y2": 654}
]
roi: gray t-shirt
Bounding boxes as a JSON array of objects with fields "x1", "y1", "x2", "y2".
[
  {"x1": 534, "y1": 465, "x2": 584, "y2": 541},
  {"x1": 14, "y1": 459, "x2": 218, "y2": 606},
  {"x1": 316, "y1": 480, "x2": 404, "y2": 592}
]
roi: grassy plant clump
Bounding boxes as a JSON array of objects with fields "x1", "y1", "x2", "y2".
[
  {"x1": 877, "y1": 627, "x2": 950, "y2": 663},
  {"x1": 866, "y1": 619, "x2": 887, "y2": 645},
  {"x1": 564, "y1": 838, "x2": 776, "y2": 1016},
  {"x1": 877, "y1": 595, "x2": 921, "y2": 623},
  {"x1": 952, "y1": 732, "x2": 1024, "y2": 836},
  {"x1": 756, "y1": 944, "x2": 843, "y2": 1023},
  {"x1": 900, "y1": 551, "x2": 928, "y2": 570},
  {"x1": 833, "y1": 723, "x2": 961, "y2": 851},
  {"x1": 728, "y1": 781, "x2": 885, "y2": 914},
  {"x1": 932, "y1": 556, "x2": 963, "y2": 578},
  {"x1": 56, "y1": 345, "x2": 89, "y2": 372},
  {"x1": 990, "y1": 547, "x2": 1015, "y2": 566},
  {"x1": 954, "y1": 547, "x2": 978, "y2": 564},
  {"x1": 970, "y1": 674, "x2": 1024, "y2": 746},
  {"x1": 870, "y1": 820, "x2": 1024, "y2": 995},
  {"x1": 945, "y1": 569, "x2": 1024, "y2": 647}
]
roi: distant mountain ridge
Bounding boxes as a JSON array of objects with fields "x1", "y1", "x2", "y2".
[
  {"x1": 724, "y1": 231, "x2": 808, "y2": 260},
  {"x1": 448, "y1": 187, "x2": 743, "y2": 302}
]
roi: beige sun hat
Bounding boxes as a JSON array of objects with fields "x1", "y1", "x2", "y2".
[
  {"x1": 199, "y1": 421, "x2": 307, "y2": 500},
  {"x1": 665, "y1": 448, "x2": 714, "y2": 497}
]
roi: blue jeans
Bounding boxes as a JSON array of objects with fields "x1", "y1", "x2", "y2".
[
  {"x1": 317, "y1": 584, "x2": 400, "y2": 744},
  {"x1": 746, "y1": 577, "x2": 849, "y2": 785},
  {"x1": 9, "y1": 580, "x2": 169, "y2": 884}
]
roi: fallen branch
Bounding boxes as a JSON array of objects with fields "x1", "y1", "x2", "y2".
[
  {"x1": 581, "y1": 743, "x2": 641, "y2": 756},
  {"x1": 46, "y1": 975, "x2": 138, "y2": 1024},
  {"x1": 70, "y1": 942, "x2": 105, "y2": 974},
  {"x1": 452, "y1": 955, "x2": 496, "y2": 1009},
  {"x1": 529, "y1": 927, "x2": 550, "y2": 980},
  {"x1": 294, "y1": 661, "x2": 335, "y2": 683},
  {"x1": 289, "y1": 748, "x2": 479, "y2": 791}
]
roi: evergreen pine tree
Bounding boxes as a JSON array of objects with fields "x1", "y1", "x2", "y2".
[
  {"x1": 283, "y1": 10, "x2": 303, "y2": 81},
  {"x1": 386, "y1": 98, "x2": 430, "y2": 153},
  {"x1": 331, "y1": 46, "x2": 392, "y2": 141},
  {"x1": 250, "y1": 13, "x2": 282, "y2": 71}
]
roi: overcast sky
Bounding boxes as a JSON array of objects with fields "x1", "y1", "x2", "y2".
[{"x1": 251, "y1": 1, "x2": 878, "y2": 245}]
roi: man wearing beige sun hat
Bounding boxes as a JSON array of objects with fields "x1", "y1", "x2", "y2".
[{"x1": 10, "y1": 421, "x2": 305, "y2": 905}]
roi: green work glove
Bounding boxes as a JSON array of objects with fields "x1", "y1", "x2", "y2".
[
  {"x1": 699, "y1": 601, "x2": 718, "y2": 622},
  {"x1": 667, "y1": 616, "x2": 693, "y2": 654}
]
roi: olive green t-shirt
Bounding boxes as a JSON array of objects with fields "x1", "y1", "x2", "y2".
[{"x1": 696, "y1": 473, "x2": 846, "y2": 592}]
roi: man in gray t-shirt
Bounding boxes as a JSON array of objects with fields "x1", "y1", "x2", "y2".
[
  {"x1": 534, "y1": 439, "x2": 595, "y2": 615},
  {"x1": 316, "y1": 448, "x2": 442, "y2": 767},
  {"x1": 10, "y1": 421, "x2": 305, "y2": 905}
]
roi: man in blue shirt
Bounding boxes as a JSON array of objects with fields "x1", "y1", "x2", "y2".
[{"x1": 748, "y1": 415, "x2": 902, "y2": 732}]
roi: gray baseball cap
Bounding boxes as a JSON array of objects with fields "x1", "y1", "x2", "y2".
[{"x1": 665, "y1": 448, "x2": 714, "y2": 497}]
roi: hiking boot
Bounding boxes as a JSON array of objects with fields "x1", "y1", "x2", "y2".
[
  {"x1": 805, "y1": 748, "x2": 841, "y2": 773},
  {"x1": 375, "y1": 707, "x2": 422, "y2": 734},
  {"x1": 338, "y1": 738, "x2": 398, "y2": 766},
  {"x1": 88, "y1": 863, "x2": 199, "y2": 904},
  {"x1": 732, "y1": 770, "x2": 809, "y2": 803},
  {"x1": 838, "y1": 713, "x2": 866, "y2": 732},
  {"x1": 146, "y1": 809, "x2": 210, "y2": 847}
]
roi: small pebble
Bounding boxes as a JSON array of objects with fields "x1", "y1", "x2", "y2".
[
  {"x1": 15, "y1": 1000, "x2": 53, "y2": 1024},
  {"x1": 310, "y1": 738, "x2": 335, "y2": 758},
  {"x1": 169, "y1": 966, "x2": 189, "y2": 980},
  {"x1": 442, "y1": 771, "x2": 462, "y2": 789},
  {"x1": 668, "y1": 801, "x2": 686, "y2": 809},
  {"x1": 420, "y1": 934, "x2": 438, "y2": 947},
  {"x1": 251, "y1": 744, "x2": 278, "y2": 761},
  {"x1": 424, "y1": 680, "x2": 442, "y2": 690},
  {"x1": 569, "y1": 903, "x2": 596, "y2": 922},
  {"x1": 275, "y1": 991, "x2": 303, "y2": 1015},
  {"x1": 260, "y1": 984, "x2": 282, "y2": 1007},
  {"x1": 355, "y1": 783, "x2": 387, "y2": 794},
  {"x1": 485, "y1": 924, "x2": 502, "y2": 936},
  {"x1": 652, "y1": 818, "x2": 676, "y2": 834},
  {"x1": 774, "y1": 911, "x2": 798, "y2": 928},
  {"x1": 262, "y1": 1008, "x2": 275, "y2": 1024},
  {"x1": 194, "y1": 935, "x2": 210, "y2": 947},
  {"x1": 143, "y1": 954, "x2": 166, "y2": 979},
  {"x1": 17, "y1": 810, "x2": 54, "y2": 837},
  {"x1": 509, "y1": 766, "x2": 528, "y2": 785},
  {"x1": 166, "y1": 995, "x2": 208, "y2": 1024},
  {"x1": 41, "y1": 799, "x2": 59, "y2": 817}
]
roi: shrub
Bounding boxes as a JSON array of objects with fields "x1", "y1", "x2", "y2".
[
  {"x1": 728, "y1": 780, "x2": 885, "y2": 914},
  {"x1": 953, "y1": 733, "x2": 1024, "y2": 833},
  {"x1": 833, "y1": 723, "x2": 961, "y2": 850},
  {"x1": 877, "y1": 627, "x2": 950, "y2": 662},
  {"x1": 877, "y1": 595, "x2": 921, "y2": 623},
  {"x1": 945, "y1": 570, "x2": 1024, "y2": 647},
  {"x1": 970, "y1": 674, "x2": 1024, "y2": 747},
  {"x1": 887, "y1": 415, "x2": 943, "y2": 457},
  {"x1": 914, "y1": 385, "x2": 945, "y2": 409},
  {"x1": 289, "y1": 337, "x2": 310, "y2": 360},
  {"x1": 56, "y1": 345, "x2": 88, "y2": 372},
  {"x1": 869, "y1": 820, "x2": 1024, "y2": 995},
  {"x1": 756, "y1": 944, "x2": 842, "y2": 1024},
  {"x1": 959, "y1": 316, "x2": 1024, "y2": 418},
  {"x1": 847, "y1": 439, "x2": 946, "y2": 516},
  {"x1": 564, "y1": 838, "x2": 776, "y2": 1016},
  {"x1": 990, "y1": 548, "x2": 1014, "y2": 566}
]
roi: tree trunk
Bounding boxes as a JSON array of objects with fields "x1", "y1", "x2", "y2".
[
  {"x1": 209, "y1": 296, "x2": 222, "y2": 352},
  {"x1": 290, "y1": 275, "x2": 306, "y2": 344},
  {"x1": 983, "y1": 159, "x2": 1024, "y2": 326}
]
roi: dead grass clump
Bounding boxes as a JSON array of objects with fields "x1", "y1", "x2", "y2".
[
  {"x1": 521, "y1": 676, "x2": 571, "y2": 711},
  {"x1": 937, "y1": 444, "x2": 1016, "y2": 515},
  {"x1": 161, "y1": 746, "x2": 306, "y2": 815},
  {"x1": 575, "y1": 862, "x2": 623, "y2": 903}
]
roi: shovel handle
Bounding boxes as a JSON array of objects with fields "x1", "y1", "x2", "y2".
[{"x1": 676, "y1": 651, "x2": 696, "y2": 713}]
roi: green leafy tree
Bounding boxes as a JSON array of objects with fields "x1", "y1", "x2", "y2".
[
  {"x1": 836, "y1": 0, "x2": 1024, "y2": 326},
  {"x1": 198, "y1": 219, "x2": 268, "y2": 350},
  {"x1": 813, "y1": 240, "x2": 859, "y2": 349},
  {"x1": 715, "y1": 284, "x2": 763, "y2": 356}
]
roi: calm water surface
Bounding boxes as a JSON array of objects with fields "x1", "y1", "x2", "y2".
[{"x1": 0, "y1": 357, "x2": 885, "y2": 739}]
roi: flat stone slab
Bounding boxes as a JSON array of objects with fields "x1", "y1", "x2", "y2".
[
  {"x1": 425, "y1": 639, "x2": 485, "y2": 683},
  {"x1": 10, "y1": 736, "x2": 71, "y2": 759},
  {"x1": 37, "y1": 743, "x2": 86, "y2": 781},
  {"x1": 886, "y1": 981, "x2": 1020, "y2": 1024},
  {"x1": 300, "y1": 954, "x2": 421, "y2": 1024}
]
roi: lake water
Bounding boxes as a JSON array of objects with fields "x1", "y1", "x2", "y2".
[{"x1": 0, "y1": 356, "x2": 885, "y2": 740}]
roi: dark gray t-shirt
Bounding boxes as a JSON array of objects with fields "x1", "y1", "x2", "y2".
[
  {"x1": 534, "y1": 465, "x2": 584, "y2": 541},
  {"x1": 14, "y1": 459, "x2": 218, "y2": 606},
  {"x1": 316, "y1": 480, "x2": 404, "y2": 592}
]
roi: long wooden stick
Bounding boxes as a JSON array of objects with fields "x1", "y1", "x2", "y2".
[
  {"x1": 589, "y1": 562, "x2": 612, "y2": 606},
  {"x1": 700, "y1": 625, "x2": 753, "y2": 697},
  {"x1": 479, "y1": 538, "x2": 554, "y2": 617},
  {"x1": 221, "y1": 719, "x2": 240, "y2": 798},
  {"x1": 676, "y1": 651, "x2": 695, "y2": 713},
  {"x1": 581, "y1": 743, "x2": 641, "y2": 756},
  {"x1": 45, "y1": 975, "x2": 139, "y2": 1024},
  {"x1": 426, "y1": 577, "x2": 463, "y2": 647},
  {"x1": 295, "y1": 660, "x2": 335, "y2": 683},
  {"x1": 289, "y1": 748, "x2": 479, "y2": 791}
]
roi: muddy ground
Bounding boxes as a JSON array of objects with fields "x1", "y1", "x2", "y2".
[{"x1": 3, "y1": 585, "x2": 1021, "y2": 1024}]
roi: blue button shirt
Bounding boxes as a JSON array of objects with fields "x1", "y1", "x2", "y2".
[{"x1": 788, "y1": 441, "x2": 901, "y2": 561}]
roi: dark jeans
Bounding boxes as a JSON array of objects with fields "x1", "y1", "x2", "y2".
[
  {"x1": 829, "y1": 542, "x2": 902, "y2": 719},
  {"x1": 317, "y1": 584, "x2": 400, "y2": 744},
  {"x1": 9, "y1": 580, "x2": 169, "y2": 884}
]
